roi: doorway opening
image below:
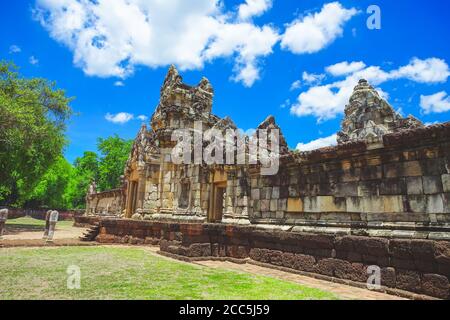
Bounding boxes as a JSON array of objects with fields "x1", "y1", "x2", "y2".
[
  {"x1": 209, "y1": 182, "x2": 226, "y2": 222},
  {"x1": 127, "y1": 180, "x2": 138, "y2": 217}
]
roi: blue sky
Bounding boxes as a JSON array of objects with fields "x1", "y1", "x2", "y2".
[{"x1": 1, "y1": 0, "x2": 449, "y2": 163}]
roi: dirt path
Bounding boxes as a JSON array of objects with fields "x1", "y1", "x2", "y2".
[{"x1": 0, "y1": 221, "x2": 89, "y2": 247}]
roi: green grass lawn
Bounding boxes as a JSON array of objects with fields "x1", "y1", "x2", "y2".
[{"x1": 0, "y1": 246, "x2": 338, "y2": 300}]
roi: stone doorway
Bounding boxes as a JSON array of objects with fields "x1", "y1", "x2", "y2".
[
  {"x1": 208, "y1": 171, "x2": 227, "y2": 223},
  {"x1": 126, "y1": 180, "x2": 138, "y2": 217},
  {"x1": 212, "y1": 185, "x2": 225, "y2": 222}
]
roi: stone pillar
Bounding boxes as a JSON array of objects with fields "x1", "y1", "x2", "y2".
[
  {"x1": 42, "y1": 210, "x2": 51, "y2": 239},
  {"x1": 136, "y1": 169, "x2": 147, "y2": 212},
  {"x1": 46, "y1": 210, "x2": 59, "y2": 242},
  {"x1": 0, "y1": 209, "x2": 8, "y2": 239}
]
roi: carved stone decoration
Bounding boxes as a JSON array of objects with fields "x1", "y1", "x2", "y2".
[
  {"x1": 257, "y1": 115, "x2": 289, "y2": 154},
  {"x1": 124, "y1": 124, "x2": 152, "y2": 178},
  {"x1": 337, "y1": 79, "x2": 424, "y2": 144}
]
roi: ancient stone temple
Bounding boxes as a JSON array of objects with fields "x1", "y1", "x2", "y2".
[
  {"x1": 87, "y1": 67, "x2": 449, "y2": 232},
  {"x1": 83, "y1": 66, "x2": 450, "y2": 299}
]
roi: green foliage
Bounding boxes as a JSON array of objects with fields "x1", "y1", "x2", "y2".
[
  {"x1": 0, "y1": 61, "x2": 73, "y2": 205},
  {"x1": 24, "y1": 137, "x2": 132, "y2": 209},
  {"x1": 23, "y1": 156, "x2": 74, "y2": 209},
  {"x1": 65, "y1": 151, "x2": 100, "y2": 209},
  {"x1": 97, "y1": 135, "x2": 133, "y2": 191},
  {"x1": 0, "y1": 61, "x2": 132, "y2": 209}
]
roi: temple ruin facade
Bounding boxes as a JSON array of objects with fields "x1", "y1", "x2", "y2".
[
  {"x1": 82, "y1": 66, "x2": 450, "y2": 299},
  {"x1": 86, "y1": 66, "x2": 450, "y2": 237}
]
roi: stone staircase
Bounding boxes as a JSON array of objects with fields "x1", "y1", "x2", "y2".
[{"x1": 79, "y1": 223, "x2": 100, "y2": 242}]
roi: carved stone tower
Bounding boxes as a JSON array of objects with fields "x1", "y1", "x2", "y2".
[{"x1": 337, "y1": 79, "x2": 423, "y2": 144}]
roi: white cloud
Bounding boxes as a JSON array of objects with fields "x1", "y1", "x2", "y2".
[
  {"x1": 137, "y1": 115, "x2": 148, "y2": 121},
  {"x1": 9, "y1": 45, "x2": 21, "y2": 54},
  {"x1": 326, "y1": 61, "x2": 366, "y2": 76},
  {"x1": 291, "y1": 57, "x2": 449, "y2": 121},
  {"x1": 420, "y1": 91, "x2": 450, "y2": 114},
  {"x1": 391, "y1": 57, "x2": 450, "y2": 83},
  {"x1": 290, "y1": 80, "x2": 301, "y2": 91},
  {"x1": 105, "y1": 112, "x2": 134, "y2": 124},
  {"x1": 280, "y1": 2, "x2": 358, "y2": 54},
  {"x1": 238, "y1": 0, "x2": 272, "y2": 21},
  {"x1": 296, "y1": 134, "x2": 337, "y2": 151},
  {"x1": 203, "y1": 22, "x2": 278, "y2": 87},
  {"x1": 302, "y1": 71, "x2": 325, "y2": 85},
  {"x1": 29, "y1": 56, "x2": 39, "y2": 65},
  {"x1": 279, "y1": 99, "x2": 290, "y2": 108},
  {"x1": 34, "y1": 0, "x2": 278, "y2": 87},
  {"x1": 114, "y1": 81, "x2": 125, "y2": 87}
]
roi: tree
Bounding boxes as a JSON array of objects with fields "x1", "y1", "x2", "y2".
[
  {"x1": 0, "y1": 61, "x2": 73, "y2": 206},
  {"x1": 97, "y1": 135, "x2": 133, "y2": 191},
  {"x1": 65, "y1": 151, "x2": 100, "y2": 208},
  {"x1": 24, "y1": 156, "x2": 74, "y2": 209}
]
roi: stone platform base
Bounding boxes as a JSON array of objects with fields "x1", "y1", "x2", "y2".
[{"x1": 94, "y1": 218, "x2": 450, "y2": 299}]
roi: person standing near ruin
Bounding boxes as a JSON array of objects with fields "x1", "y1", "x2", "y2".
[
  {"x1": 0, "y1": 208, "x2": 8, "y2": 239},
  {"x1": 46, "y1": 210, "x2": 59, "y2": 242}
]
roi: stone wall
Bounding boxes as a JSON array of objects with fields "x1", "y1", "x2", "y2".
[
  {"x1": 96, "y1": 218, "x2": 450, "y2": 299},
  {"x1": 85, "y1": 189, "x2": 123, "y2": 216},
  {"x1": 5, "y1": 208, "x2": 84, "y2": 220},
  {"x1": 248, "y1": 122, "x2": 450, "y2": 236}
]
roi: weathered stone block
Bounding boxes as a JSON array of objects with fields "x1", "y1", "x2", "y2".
[
  {"x1": 362, "y1": 196, "x2": 383, "y2": 213},
  {"x1": 346, "y1": 197, "x2": 363, "y2": 212},
  {"x1": 270, "y1": 199, "x2": 278, "y2": 211},
  {"x1": 251, "y1": 188, "x2": 260, "y2": 200},
  {"x1": 423, "y1": 176, "x2": 443, "y2": 194},
  {"x1": 293, "y1": 254, "x2": 316, "y2": 272},
  {"x1": 381, "y1": 267, "x2": 396, "y2": 287},
  {"x1": 396, "y1": 270, "x2": 422, "y2": 293},
  {"x1": 443, "y1": 193, "x2": 450, "y2": 214},
  {"x1": 406, "y1": 177, "x2": 423, "y2": 195},
  {"x1": 260, "y1": 200, "x2": 270, "y2": 212},
  {"x1": 421, "y1": 274, "x2": 449, "y2": 299},
  {"x1": 402, "y1": 161, "x2": 423, "y2": 177},
  {"x1": 334, "y1": 261, "x2": 366, "y2": 282},
  {"x1": 382, "y1": 196, "x2": 404, "y2": 213},
  {"x1": 287, "y1": 198, "x2": 303, "y2": 212},
  {"x1": 305, "y1": 196, "x2": 347, "y2": 213},
  {"x1": 442, "y1": 174, "x2": 450, "y2": 193},
  {"x1": 407, "y1": 195, "x2": 427, "y2": 213},
  {"x1": 272, "y1": 186, "x2": 280, "y2": 199},
  {"x1": 253, "y1": 199, "x2": 261, "y2": 211},
  {"x1": 263, "y1": 187, "x2": 272, "y2": 200},
  {"x1": 278, "y1": 199, "x2": 287, "y2": 211},
  {"x1": 336, "y1": 182, "x2": 358, "y2": 197},
  {"x1": 341, "y1": 169, "x2": 361, "y2": 182},
  {"x1": 421, "y1": 158, "x2": 446, "y2": 176},
  {"x1": 361, "y1": 165, "x2": 382, "y2": 180},
  {"x1": 389, "y1": 239, "x2": 413, "y2": 259},
  {"x1": 426, "y1": 195, "x2": 444, "y2": 213},
  {"x1": 313, "y1": 258, "x2": 336, "y2": 276},
  {"x1": 281, "y1": 252, "x2": 296, "y2": 269},
  {"x1": 358, "y1": 181, "x2": 379, "y2": 197},
  {"x1": 288, "y1": 185, "x2": 299, "y2": 197},
  {"x1": 383, "y1": 163, "x2": 401, "y2": 178}
]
